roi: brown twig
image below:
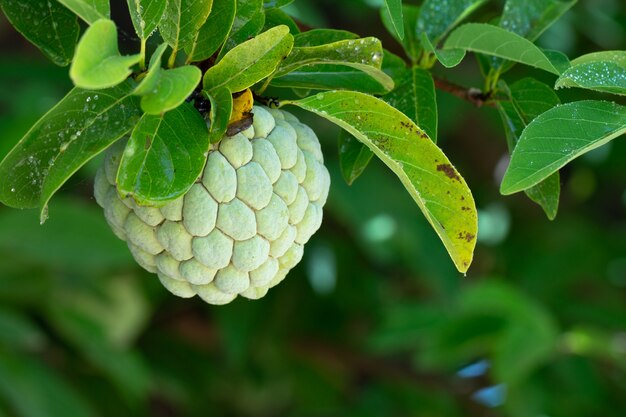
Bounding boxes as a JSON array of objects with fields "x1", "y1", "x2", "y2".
[{"x1": 434, "y1": 76, "x2": 496, "y2": 108}]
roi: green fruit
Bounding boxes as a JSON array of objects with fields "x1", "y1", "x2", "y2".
[{"x1": 94, "y1": 105, "x2": 330, "y2": 305}]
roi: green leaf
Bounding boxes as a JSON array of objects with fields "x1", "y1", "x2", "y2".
[
  {"x1": 444, "y1": 23, "x2": 559, "y2": 74},
  {"x1": 385, "y1": 67, "x2": 438, "y2": 142},
  {"x1": 133, "y1": 43, "x2": 169, "y2": 95},
  {"x1": 57, "y1": 0, "x2": 109, "y2": 24},
  {"x1": 217, "y1": 0, "x2": 265, "y2": 60},
  {"x1": 263, "y1": 0, "x2": 292, "y2": 8},
  {"x1": 383, "y1": 0, "x2": 404, "y2": 40},
  {"x1": 186, "y1": 0, "x2": 236, "y2": 62},
  {"x1": 497, "y1": 78, "x2": 563, "y2": 219},
  {"x1": 500, "y1": 0, "x2": 576, "y2": 41},
  {"x1": 543, "y1": 49, "x2": 571, "y2": 73},
  {"x1": 0, "y1": 0, "x2": 79, "y2": 66},
  {"x1": 0, "y1": 351, "x2": 96, "y2": 417},
  {"x1": 207, "y1": 87, "x2": 233, "y2": 143},
  {"x1": 270, "y1": 64, "x2": 394, "y2": 94},
  {"x1": 417, "y1": 0, "x2": 488, "y2": 44},
  {"x1": 126, "y1": 0, "x2": 167, "y2": 39},
  {"x1": 501, "y1": 100, "x2": 626, "y2": 194},
  {"x1": 381, "y1": 49, "x2": 408, "y2": 80},
  {"x1": 0, "y1": 80, "x2": 141, "y2": 221},
  {"x1": 263, "y1": 7, "x2": 300, "y2": 35},
  {"x1": 498, "y1": 101, "x2": 560, "y2": 219},
  {"x1": 159, "y1": 0, "x2": 213, "y2": 53},
  {"x1": 381, "y1": 4, "x2": 420, "y2": 62},
  {"x1": 70, "y1": 19, "x2": 142, "y2": 89},
  {"x1": 522, "y1": 173, "x2": 560, "y2": 219},
  {"x1": 491, "y1": 0, "x2": 576, "y2": 74},
  {"x1": 294, "y1": 29, "x2": 357, "y2": 47},
  {"x1": 140, "y1": 66, "x2": 202, "y2": 114},
  {"x1": 508, "y1": 78, "x2": 561, "y2": 125},
  {"x1": 420, "y1": 32, "x2": 465, "y2": 68},
  {"x1": 338, "y1": 129, "x2": 373, "y2": 185},
  {"x1": 203, "y1": 25, "x2": 294, "y2": 93},
  {"x1": 117, "y1": 102, "x2": 209, "y2": 205},
  {"x1": 287, "y1": 91, "x2": 478, "y2": 273},
  {"x1": 274, "y1": 37, "x2": 385, "y2": 78},
  {"x1": 570, "y1": 50, "x2": 626, "y2": 66},
  {"x1": 555, "y1": 51, "x2": 626, "y2": 96}
]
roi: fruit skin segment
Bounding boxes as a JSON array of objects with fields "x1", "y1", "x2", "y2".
[{"x1": 94, "y1": 105, "x2": 330, "y2": 305}]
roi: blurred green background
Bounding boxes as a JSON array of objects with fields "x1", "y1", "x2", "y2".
[{"x1": 1, "y1": 1, "x2": 626, "y2": 416}]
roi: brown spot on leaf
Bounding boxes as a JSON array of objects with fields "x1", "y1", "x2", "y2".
[
  {"x1": 436, "y1": 164, "x2": 461, "y2": 182},
  {"x1": 145, "y1": 135, "x2": 152, "y2": 150},
  {"x1": 457, "y1": 232, "x2": 475, "y2": 242}
]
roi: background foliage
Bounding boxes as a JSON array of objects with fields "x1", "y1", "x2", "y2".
[{"x1": 0, "y1": 0, "x2": 625, "y2": 416}]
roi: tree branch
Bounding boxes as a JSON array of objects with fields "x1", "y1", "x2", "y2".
[{"x1": 434, "y1": 76, "x2": 496, "y2": 108}]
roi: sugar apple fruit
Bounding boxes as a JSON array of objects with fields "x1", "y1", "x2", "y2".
[{"x1": 94, "y1": 105, "x2": 330, "y2": 304}]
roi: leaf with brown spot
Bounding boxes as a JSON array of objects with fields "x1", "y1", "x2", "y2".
[{"x1": 286, "y1": 91, "x2": 478, "y2": 273}]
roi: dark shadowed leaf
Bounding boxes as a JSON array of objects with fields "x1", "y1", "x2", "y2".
[
  {"x1": 385, "y1": 66, "x2": 438, "y2": 142},
  {"x1": 497, "y1": 78, "x2": 563, "y2": 219},
  {"x1": 417, "y1": 0, "x2": 488, "y2": 43},
  {"x1": 499, "y1": 101, "x2": 560, "y2": 219},
  {"x1": 542, "y1": 49, "x2": 571, "y2": 73},
  {"x1": 338, "y1": 129, "x2": 373, "y2": 185},
  {"x1": 264, "y1": 7, "x2": 300, "y2": 34},
  {"x1": 500, "y1": 0, "x2": 576, "y2": 41},
  {"x1": 263, "y1": 0, "x2": 293, "y2": 8},
  {"x1": 294, "y1": 29, "x2": 357, "y2": 46},
  {"x1": 207, "y1": 87, "x2": 233, "y2": 143},
  {"x1": 0, "y1": 0, "x2": 79, "y2": 66}
]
